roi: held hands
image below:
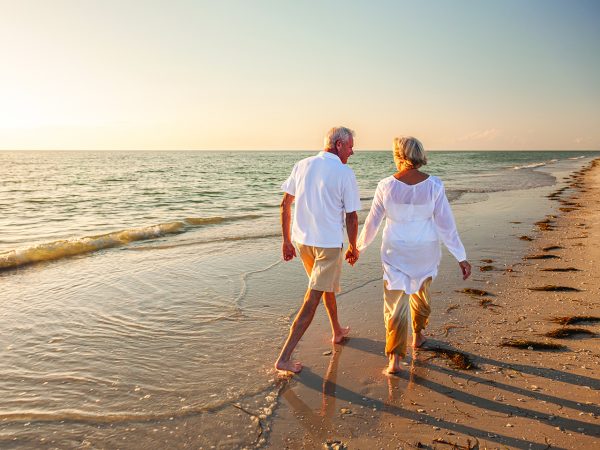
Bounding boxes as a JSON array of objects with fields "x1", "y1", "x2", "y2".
[
  {"x1": 459, "y1": 260, "x2": 472, "y2": 280},
  {"x1": 345, "y1": 245, "x2": 359, "y2": 266},
  {"x1": 282, "y1": 241, "x2": 296, "y2": 261}
]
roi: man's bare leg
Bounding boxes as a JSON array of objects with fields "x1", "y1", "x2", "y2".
[
  {"x1": 275, "y1": 288, "x2": 323, "y2": 373},
  {"x1": 323, "y1": 292, "x2": 350, "y2": 344}
]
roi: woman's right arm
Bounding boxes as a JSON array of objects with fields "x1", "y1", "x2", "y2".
[{"x1": 357, "y1": 183, "x2": 386, "y2": 251}]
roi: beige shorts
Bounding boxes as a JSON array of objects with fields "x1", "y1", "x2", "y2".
[{"x1": 296, "y1": 243, "x2": 343, "y2": 293}]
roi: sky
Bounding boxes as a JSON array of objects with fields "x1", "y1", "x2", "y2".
[{"x1": 0, "y1": 0, "x2": 599, "y2": 151}]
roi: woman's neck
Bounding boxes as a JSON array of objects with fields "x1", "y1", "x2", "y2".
[{"x1": 397, "y1": 165, "x2": 418, "y2": 174}]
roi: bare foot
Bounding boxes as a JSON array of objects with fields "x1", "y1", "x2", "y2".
[
  {"x1": 412, "y1": 331, "x2": 427, "y2": 349},
  {"x1": 275, "y1": 359, "x2": 302, "y2": 374},
  {"x1": 387, "y1": 354, "x2": 402, "y2": 374},
  {"x1": 332, "y1": 326, "x2": 350, "y2": 344}
]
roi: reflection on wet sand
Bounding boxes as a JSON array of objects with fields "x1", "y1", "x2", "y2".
[
  {"x1": 280, "y1": 344, "x2": 343, "y2": 441},
  {"x1": 320, "y1": 345, "x2": 342, "y2": 418}
]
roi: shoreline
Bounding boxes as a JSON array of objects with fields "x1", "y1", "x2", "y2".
[{"x1": 265, "y1": 158, "x2": 600, "y2": 449}]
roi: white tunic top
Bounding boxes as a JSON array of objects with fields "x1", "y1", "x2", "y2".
[
  {"x1": 357, "y1": 175, "x2": 466, "y2": 294},
  {"x1": 281, "y1": 151, "x2": 361, "y2": 248}
]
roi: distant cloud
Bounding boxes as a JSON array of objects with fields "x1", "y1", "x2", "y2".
[{"x1": 458, "y1": 128, "x2": 500, "y2": 142}]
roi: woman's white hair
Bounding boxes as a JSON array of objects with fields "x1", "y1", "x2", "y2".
[
  {"x1": 324, "y1": 126, "x2": 355, "y2": 150},
  {"x1": 393, "y1": 136, "x2": 427, "y2": 169}
]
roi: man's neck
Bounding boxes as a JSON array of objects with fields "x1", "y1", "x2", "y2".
[{"x1": 324, "y1": 148, "x2": 340, "y2": 158}]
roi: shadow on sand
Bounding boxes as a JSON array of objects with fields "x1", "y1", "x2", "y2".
[{"x1": 282, "y1": 337, "x2": 599, "y2": 449}]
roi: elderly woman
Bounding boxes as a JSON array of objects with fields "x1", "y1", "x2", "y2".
[{"x1": 357, "y1": 137, "x2": 471, "y2": 374}]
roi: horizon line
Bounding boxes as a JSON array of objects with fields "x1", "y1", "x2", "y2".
[{"x1": 1, "y1": 148, "x2": 599, "y2": 152}]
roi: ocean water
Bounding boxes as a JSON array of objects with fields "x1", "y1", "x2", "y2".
[
  {"x1": 1, "y1": 150, "x2": 598, "y2": 448},
  {"x1": 0, "y1": 150, "x2": 589, "y2": 259}
]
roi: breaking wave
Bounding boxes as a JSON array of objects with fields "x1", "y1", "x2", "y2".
[
  {"x1": 0, "y1": 214, "x2": 262, "y2": 271},
  {"x1": 511, "y1": 159, "x2": 558, "y2": 170}
]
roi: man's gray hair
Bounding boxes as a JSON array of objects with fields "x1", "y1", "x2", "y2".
[{"x1": 324, "y1": 126, "x2": 355, "y2": 150}]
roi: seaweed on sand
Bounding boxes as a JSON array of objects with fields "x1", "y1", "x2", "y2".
[
  {"x1": 535, "y1": 219, "x2": 555, "y2": 231},
  {"x1": 479, "y1": 265, "x2": 495, "y2": 272},
  {"x1": 549, "y1": 315, "x2": 600, "y2": 325},
  {"x1": 527, "y1": 285, "x2": 581, "y2": 292},
  {"x1": 457, "y1": 288, "x2": 493, "y2": 297},
  {"x1": 524, "y1": 254, "x2": 560, "y2": 260},
  {"x1": 500, "y1": 339, "x2": 565, "y2": 350},
  {"x1": 544, "y1": 328, "x2": 596, "y2": 338},
  {"x1": 441, "y1": 324, "x2": 465, "y2": 336},
  {"x1": 540, "y1": 267, "x2": 580, "y2": 272},
  {"x1": 519, "y1": 235, "x2": 534, "y2": 241},
  {"x1": 446, "y1": 304, "x2": 460, "y2": 313},
  {"x1": 432, "y1": 437, "x2": 478, "y2": 450},
  {"x1": 480, "y1": 258, "x2": 493, "y2": 263},
  {"x1": 542, "y1": 245, "x2": 563, "y2": 251},
  {"x1": 422, "y1": 346, "x2": 477, "y2": 370},
  {"x1": 479, "y1": 298, "x2": 500, "y2": 308}
]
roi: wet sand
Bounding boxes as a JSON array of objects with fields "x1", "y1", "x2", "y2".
[{"x1": 265, "y1": 159, "x2": 600, "y2": 450}]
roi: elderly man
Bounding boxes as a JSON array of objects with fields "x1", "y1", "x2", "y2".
[{"x1": 275, "y1": 126, "x2": 361, "y2": 374}]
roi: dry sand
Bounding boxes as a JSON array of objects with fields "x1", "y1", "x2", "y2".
[{"x1": 265, "y1": 159, "x2": 600, "y2": 450}]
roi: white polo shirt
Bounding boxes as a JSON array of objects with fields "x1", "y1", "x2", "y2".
[{"x1": 281, "y1": 151, "x2": 361, "y2": 248}]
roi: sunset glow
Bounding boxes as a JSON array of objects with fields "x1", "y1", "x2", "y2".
[{"x1": 1, "y1": 0, "x2": 599, "y2": 150}]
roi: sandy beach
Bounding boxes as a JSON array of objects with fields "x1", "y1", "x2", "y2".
[{"x1": 264, "y1": 158, "x2": 600, "y2": 450}]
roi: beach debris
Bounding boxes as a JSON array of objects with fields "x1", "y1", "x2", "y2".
[
  {"x1": 510, "y1": 221, "x2": 522, "y2": 224},
  {"x1": 479, "y1": 298, "x2": 500, "y2": 308},
  {"x1": 559, "y1": 207, "x2": 578, "y2": 212},
  {"x1": 527, "y1": 285, "x2": 581, "y2": 292},
  {"x1": 441, "y1": 324, "x2": 466, "y2": 336},
  {"x1": 540, "y1": 267, "x2": 580, "y2": 272},
  {"x1": 339, "y1": 408, "x2": 352, "y2": 415},
  {"x1": 549, "y1": 315, "x2": 600, "y2": 325},
  {"x1": 432, "y1": 437, "x2": 478, "y2": 449},
  {"x1": 457, "y1": 288, "x2": 492, "y2": 297},
  {"x1": 323, "y1": 439, "x2": 348, "y2": 450},
  {"x1": 535, "y1": 219, "x2": 555, "y2": 231},
  {"x1": 560, "y1": 201, "x2": 581, "y2": 207},
  {"x1": 479, "y1": 265, "x2": 495, "y2": 271},
  {"x1": 544, "y1": 328, "x2": 596, "y2": 338},
  {"x1": 519, "y1": 235, "x2": 534, "y2": 241},
  {"x1": 548, "y1": 187, "x2": 567, "y2": 197},
  {"x1": 422, "y1": 346, "x2": 477, "y2": 370},
  {"x1": 322, "y1": 350, "x2": 332, "y2": 356},
  {"x1": 500, "y1": 339, "x2": 565, "y2": 350},
  {"x1": 480, "y1": 258, "x2": 494, "y2": 263},
  {"x1": 542, "y1": 245, "x2": 563, "y2": 251},
  {"x1": 446, "y1": 304, "x2": 459, "y2": 313},
  {"x1": 523, "y1": 254, "x2": 560, "y2": 260}
]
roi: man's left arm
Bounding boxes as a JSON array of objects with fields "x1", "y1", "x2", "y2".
[
  {"x1": 281, "y1": 193, "x2": 296, "y2": 261},
  {"x1": 345, "y1": 211, "x2": 359, "y2": 265},
  {"x1": 342, "y1": 170, "x2": 361, "y2": 265}
]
